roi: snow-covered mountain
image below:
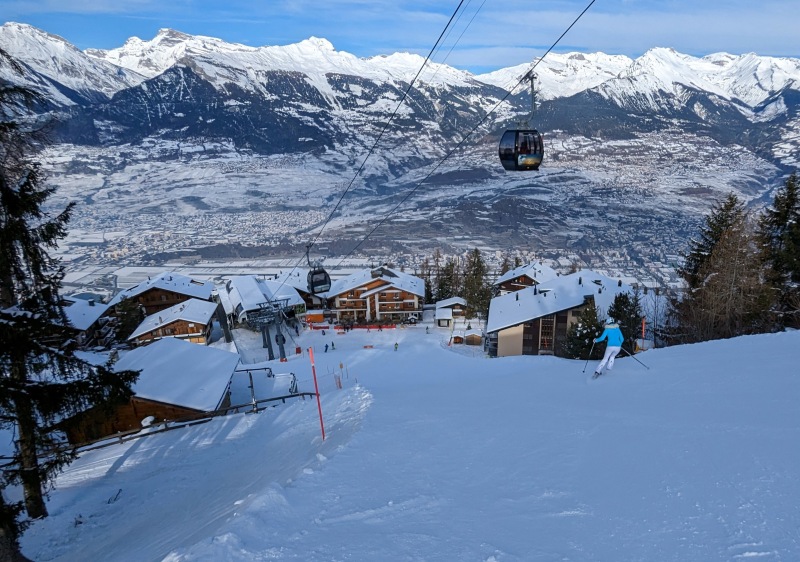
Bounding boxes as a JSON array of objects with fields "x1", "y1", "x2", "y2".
[
  {"x1": 1, "y1": 23, "x2": 800, "y2": 262},
  {"x1": 86, "y1": 28, "x2": 477, "y2": 89},
  {"x1": 0, "y1": 23, "x2": 145, "y2": 104},
  {"x1": 4, "y1": 23, "x2": 798, "y2": 121}
]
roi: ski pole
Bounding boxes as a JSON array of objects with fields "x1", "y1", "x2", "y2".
[
  {"x1": 619, "y1": 346, "x2": 649, "y2": 370},
  {"x1": 582, "y1": 342, "x2": 596, "y2": 373}
]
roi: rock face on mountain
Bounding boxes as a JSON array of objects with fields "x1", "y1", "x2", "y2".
[{"x1": 1, "y1": 22, "x2": 799, "y2": 260}]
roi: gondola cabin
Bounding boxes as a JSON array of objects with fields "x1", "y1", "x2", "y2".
[
  {"x1": 499, "y1": 129, "x2": 544, "y2": 171},
  {"x1": 308, "y1": 267, "x2": 332, "y2": 294}
]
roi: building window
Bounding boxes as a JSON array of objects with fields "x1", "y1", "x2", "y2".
[{"x1": 540, "y1": 316, "x2": 554, "y2": 351}]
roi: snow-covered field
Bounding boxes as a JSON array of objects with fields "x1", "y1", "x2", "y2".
[{"x1": 19, "y1": 320, "x2": 800, "y2": 561}]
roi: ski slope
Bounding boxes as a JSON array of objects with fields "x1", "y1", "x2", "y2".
[{"x1": 19, "y1": 323, "x2": 800, "y2": 561}]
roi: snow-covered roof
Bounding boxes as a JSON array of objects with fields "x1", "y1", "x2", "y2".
[
  {"x1": 494, "y1": 261, "x2": 560, "y2": 287},
  {"x1": 128, "y1": 298, "x2": 219, "y2": 341},
  {"x1": 327, "y1": 267, "x2": 424, "y2": 299},
  {"x1": 108, "y1": 271, "x2": 214, "y2": 307},
  {"x1": 215, "y1": 283, "x2": 235, "y2": 316},
  {"x1": 62, "y1": 296, "x2": 109, "y2": 331},
  {"x1": 273, "y1": 268, "x2": 312, "y2": 294},
  {"x1": 436, "y1": 308, "x2": 453, "y2": 320},
  {"x1": 436, "y1": 297, "x2": 466, "y2": 309},
  {"x1": 114, "y1": 338, "x2": 239, "y2": 412},
  {"x1": 486, "y1": 270, "x2": 633, "y2": 334},
  {"x1": 225, "y1": 275, "x2": 304, "y2": 322}
]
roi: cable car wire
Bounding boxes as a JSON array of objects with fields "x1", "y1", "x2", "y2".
[
  {"x1": 266, "y1": 0, "x2": 472, "y2": 295},
  {"x1": 302, "y1": 0, "x2": 469, "y2": 254},
  {"x1": 333, "y1": 0, "x2": 597, "y2": 266}
]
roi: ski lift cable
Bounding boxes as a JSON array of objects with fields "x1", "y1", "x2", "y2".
[
  {"x1": 434, "y1": 0, "x2": 489, "y2": 73},
  {"x1": 302, "y1": 0, "x2": 469, "y2": 255},
  {"x1": 333, "y1": 0, "x2": 597, "y2": 266},
  {"x1": 269, "y1": 0, "x2": 472, "y2": 293}
]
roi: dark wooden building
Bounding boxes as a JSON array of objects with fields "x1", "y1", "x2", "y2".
[{"x1": 108, "y1": 271, "x2": 215, "y2": 316}]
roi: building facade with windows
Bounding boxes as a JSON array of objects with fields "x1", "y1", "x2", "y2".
[
  {"x1": 486, "y1": 270, "x2": 633, "y2": 358},
  {"x1": 108, "y1": 271, "x2": 215, "y2": 316},
  {"x1": 326, "y1": 266, "x2": 424, "y2": 324}
]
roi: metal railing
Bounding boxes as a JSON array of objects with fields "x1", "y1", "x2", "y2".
[{"x1": 0, "y1": 391, "x2": 317, "y2": 470}]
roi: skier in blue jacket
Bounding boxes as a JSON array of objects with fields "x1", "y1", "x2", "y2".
[{"x1": 593, "y1": 318, "x2": 624, "y2": 378}]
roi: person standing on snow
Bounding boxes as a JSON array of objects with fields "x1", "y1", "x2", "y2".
[{"x1": 593, "y1": 318, "x2": 624, "y2": 378}]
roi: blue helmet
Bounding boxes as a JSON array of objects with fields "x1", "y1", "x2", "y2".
[{"x1": 606, "y1": 318, "x2": 615, "y2": 325}]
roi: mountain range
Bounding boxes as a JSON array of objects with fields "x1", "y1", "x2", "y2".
[{"x1": 1, "y1": 22, "x2": 799, "y2": 271}]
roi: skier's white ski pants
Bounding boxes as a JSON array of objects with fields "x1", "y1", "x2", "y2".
[{"x1": 597, "y1": 346, "x2": 621, "y2": 371}]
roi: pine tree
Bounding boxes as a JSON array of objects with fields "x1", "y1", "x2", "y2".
[
  {"x1": 677, "y1": 193, "x2": 745, "y2": 290},
  {"x1": 418, "y1": 258, "x2": 434, "y2": 304},
  {"x1": 462, "y1": 248, "x2": 492, "y2": 320},
  {"x1": 0, "y1": 48, "x2": 138, "y2": 555},
  {"x1": 561, "y1": 303, "x2": 604, "y2": 359},
  {"x1": 757, "y1": 172, "x2": 800, "y2": 328},
  {"x1": 435, "y1": 256, "x2": 460, "y2": 302},
  {"x1": 670, "y1": 212, "x2": 776, "y2": 343},
  {"x1": 607, "y1": 290, "x2": 643, "y2": 353},
  {"x1": 498, "y1": 254, "x2": 512, "y2": 276}
]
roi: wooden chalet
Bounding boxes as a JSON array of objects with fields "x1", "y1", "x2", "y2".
[
  {"x1": 486, "y1": 270, "x2": 633, "y2": 358},
  {"x1": 127, "y1": 298, "x2": 220, "y2": 346},
  {"x1": 327, "y1": 266, "x2": 424, "y2": 324},
  {"x1": 61, "y1": 338, "x2": 239, "y2": 444},
  {"x1": 465, "y1": 330, "x2": 483, "y2": 346},
  {"x1": 60, "y1": 295, "x2": 115, "y2": 349},
  {"x1": 107, "y1": 271, "x2": 214, "y2": 316},
  {"x1": 493, "y1": 261, "x2": 559, "y2": 295},
  {"x1": 435, "y1": 297, "x2": 467, "y2": 327}
]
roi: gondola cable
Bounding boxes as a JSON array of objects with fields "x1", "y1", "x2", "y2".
[
  {"x1": 275, "y1": 0, "x2": 472, "y2": 294},
  {"x1": 333, "y1": 0, "x2": 597, "y2": 266}
]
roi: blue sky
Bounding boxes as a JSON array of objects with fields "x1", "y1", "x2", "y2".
[{"x1": 2, "y1": 0, "x2": 799, "y2": 73}]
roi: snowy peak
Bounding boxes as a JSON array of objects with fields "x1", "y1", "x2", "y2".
[
  {"x1": 86, "y1": 27, "x2": 477, "y2": 103},
  {"x1": 476, "y1": 46, "x2": 800, "y2": 110},
  {"x1": 85, "y1": 28, "x2": 259, "y2": 79},
  {"x1": 477, "y1": 52, "x2": 633, "y2": 101},
  {"x1": 0, "y1": 22, "x2": 145, "y2": 102},
  {"x1": 599, "y1": 47, "x2": 800, "y2": 108}
]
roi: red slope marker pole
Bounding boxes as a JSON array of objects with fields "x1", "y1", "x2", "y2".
[{"x1": 308, "y1": 346, "x2": 326, "y2": 441}]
